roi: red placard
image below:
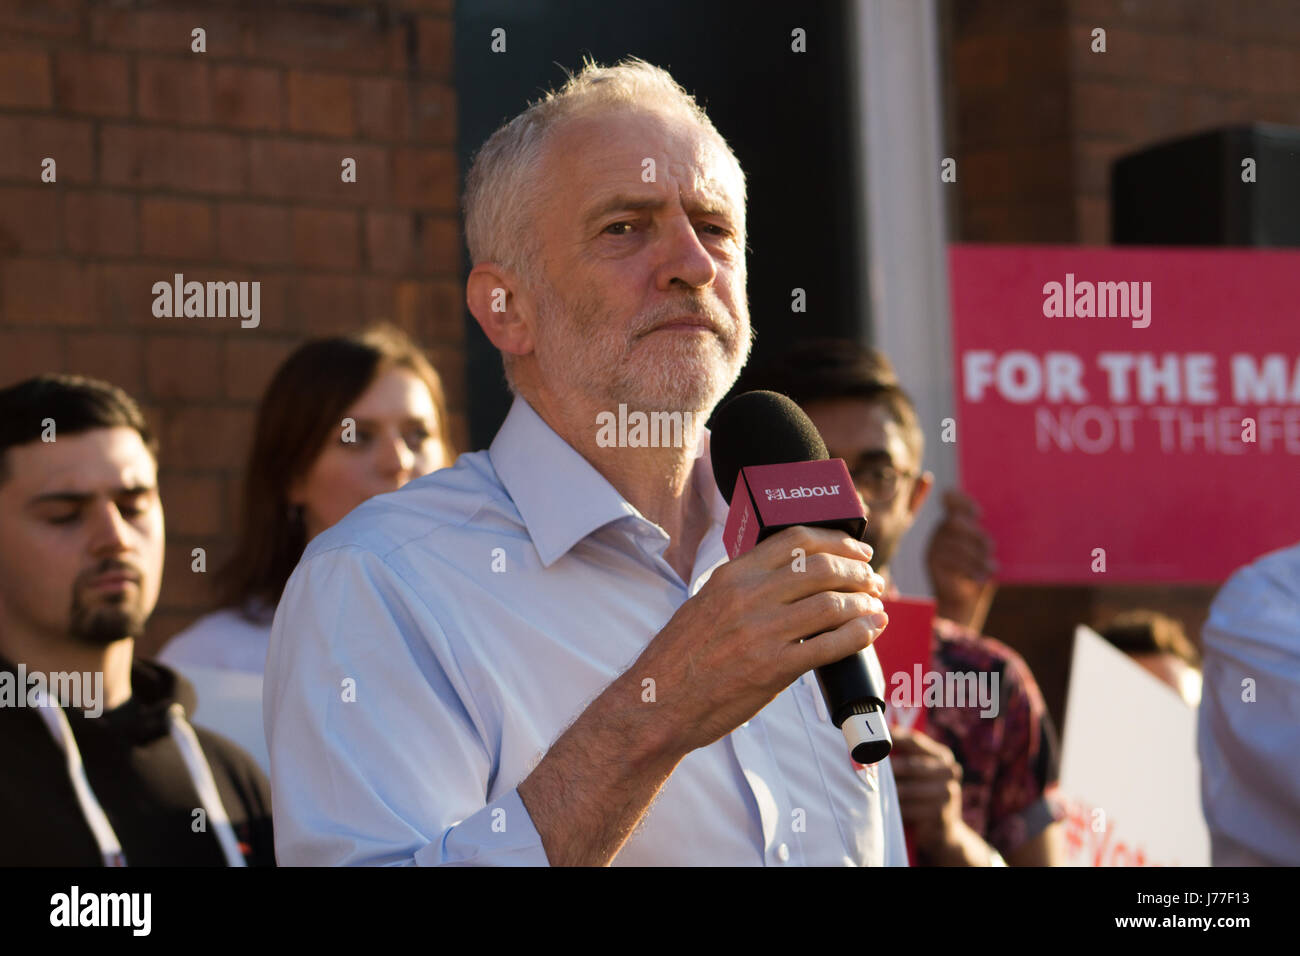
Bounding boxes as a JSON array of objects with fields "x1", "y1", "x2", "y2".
[
  {"x1": 874, "y1": 596, "x2": 936, "y2": 734},
  {"x1": 949, "y1": 244, "x2": 1300, "y2": 584}
]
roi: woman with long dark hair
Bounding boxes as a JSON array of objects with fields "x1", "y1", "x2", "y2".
[{"x1": 159, "y1": 324, "x2": 455, "y2": 767}]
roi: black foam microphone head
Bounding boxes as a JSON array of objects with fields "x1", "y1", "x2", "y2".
[{"x1": 710, "y1": 390, "x2": 829, "y2": 504}]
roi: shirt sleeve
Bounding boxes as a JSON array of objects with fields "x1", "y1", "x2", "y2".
[
  {"x1": 984, "y1": 649, "x2": 1064, "y2": 858},
  {"x1": 263, "y1": 543, "x2": 551, "y2": 866},
  {"x1": 1198, "y1": 550, "x2": 1300, "y2": 867}
]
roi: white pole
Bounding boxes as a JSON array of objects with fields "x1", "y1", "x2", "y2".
[{"x1": 848, "y1": 0, "x2": 957, "y2": 598}]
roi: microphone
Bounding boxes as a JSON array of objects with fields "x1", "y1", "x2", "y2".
[{"x1": 710, "y1": 390, "x2": 892, "y2": 764}]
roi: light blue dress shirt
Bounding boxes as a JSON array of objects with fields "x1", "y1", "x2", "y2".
[
  {"x1": 1198, "y1": 541, "x2": 1300, "y2": 866},
  {"x1": 264, "y1": 396, "x2": 908, "y2": 866}
]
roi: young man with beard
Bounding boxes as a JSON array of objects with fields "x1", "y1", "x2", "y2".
[
  {"x1": 0, "y1": 375, "x2": 274, "y2": 866},
  {"x1": 739, "y1": 341, "x2": 1065, "y2": 866},
  {"x1": 265, "y1": 59, "x2": 903, "y2": 866}
]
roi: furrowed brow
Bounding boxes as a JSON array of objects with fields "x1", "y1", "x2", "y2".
[{"x1": 582, "y1": 195, "x2": 665, "y2": 228}]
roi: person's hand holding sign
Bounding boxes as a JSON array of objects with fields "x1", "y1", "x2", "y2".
[
  {"x1": 891, "y1": 727, "x2": 1001, "y2": 866},
  {"x1": 925, "y1": 490, "x2": 998, "y2": 632}
]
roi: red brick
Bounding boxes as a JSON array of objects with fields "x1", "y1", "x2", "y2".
[
  {"x1": 393, "y1": 147, "x2": 457, "y2": 211},
  {"x1": 94, "y1": 262, "x2": 172, "y2": 327},
  {"x1": 53, "y1": 51, "x2": 131, "y2": 117},
  {"x1": 102, "y1": 126, "x2": 245, "y2": 194},
  {"x1": 1067, "y1": 0, "x2": 1197, "y2": 31},
  {"x1": 365, "y1": 211, "x2": 415, "y2": 274},
  {"x1": 361, "y1": 277, "x2": 397, "y2": 325},
  {"x1": 1069, "y1": 26, "x2": 1195, "y2": 84},
  {"x1": 1190, "y1": 39, "x2": 1250, "y2": 95},
  {"x1": 0, "y1": 186, "x2": 60, "y2": 254},
  {"x1": 0, "y1": 50, "x2": 52, "y2": 109},
  {"x1": 247, "y1": 139, "x2": 389, "y2": 205},
  {"x1": 1073, "y1": 80, "x2": 1171, "y2": 139},
  {"x1": 161, "y1": 405, "x2": 255, "y2": 470},
  {"x1": 212, "y1": 65, "x2": 281, "y2": 130},
  {"x1": 412, "y1": 83, "x2": 455, "y2": 144},
  {"x1": 158, "y1": 471, "x2": 225, "y2": 535},
  {"x1": 137, "y1": 56, "x2": 212, "y2": 125},
  {"x1": 1250, "y1": 94, "x2": 1300, "y2": 126},
  {"x1": 428, "y1": 343, "x2": 467, "y2": 417},
  {"x1": 64, "y1": 332, "x2": 145, "y2": 395},
  {"x1": 414, "y1": 17, "x2": 452, "y2": 79},
  {"x1": 0, "y1": 0, "x2": 83, "y2": 39},
  {"x1": 1217, "y1": 0, "x2": 1300, "y2": 41},
  {"x1": 1076, "y1": 196, "x2": 1109, "y2": 245},
  {"x1": 287, "y1": 70, "x2": 355, "y2": 137},
  {"x1": 292, "y1": 207, "x2": 359, "y2": 270},
  {"x1": 355, "y1": 76, "x2": 408, "y2": 140},
  {"x1": 394, "y1": 0, "x2": 452, "y2": 13},
  {"x1": 1244, "y1": 43, "x2": 1300, "y2": 97},
  {"x1": 0, "y1": 116, "x2": 93, "y2": 183},
  {"x1": 145, "y1": 334, "x2": 224, "y2": 399},
  {"x1": 0, "y1": 328, "x2": 63, "y2": 386},
  {"x1": 0, "y1": 258, "x2": 96, "y2": 326},
  {"x1": 958, "y1": 86, "x2": 1070, "y2": 149},
  {"x1": 216, "y1": 202, "x2": 290, "y2": 265},
  {"x1": 160, "y1": 540, "x2": 222, "y2": 608},
  {"x1": 223, "y1": 336, "x2": 295, "y2": 401},
  {"x1": 1073, "y1": 138, "x2": 1130, "y2": 197},
  {"x1": 63, "y1": 191, "x2": 138, "y2": 258},
  {"x1": 291, "y1": 275, "x2": 362, "y2": 334},
  {"x1": 91, "y1": 8, "x2": 241, "y2": 54},
  {"x1": 253, "y1": 8, "x2": 396, "y2": 72},
  {"x1": 139, "y1": 198, "x2": 214, "y2": 260},
  {"x1": 952, "y1": 35, "x2": 1010, "y2": 91},
  {"x1": 395, "y1": 278, "x2": 463, "y2": 345},
  {"x1": 419, "y1": 215, "x2": 461, "y2": 275},
  {"x1": 954, "y1": 0, "x2": 1068, "y2": 35}
]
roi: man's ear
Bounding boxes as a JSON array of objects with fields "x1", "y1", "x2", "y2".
[
  {"x1": 908, "y1": 470, "x2": 935, "y2": 520},
  {"x1": 466, "y1": 263, "x2": 536, "y2": 359}
]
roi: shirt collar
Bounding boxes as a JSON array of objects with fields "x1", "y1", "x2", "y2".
[{"x1": 489, "y1": 396, "x2": 729, "y2": 568}]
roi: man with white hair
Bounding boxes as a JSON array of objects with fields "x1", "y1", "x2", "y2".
[{"x1": 265, "y1": 58, "x2": 903, "y2": 866}]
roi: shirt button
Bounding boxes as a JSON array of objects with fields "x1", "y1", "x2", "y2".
[{"x1": 776, "y1": 843, "x2": 790, "y2": 863}]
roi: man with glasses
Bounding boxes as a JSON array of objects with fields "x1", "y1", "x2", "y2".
[{"x1": 738, "y1": 339, "x2": 1064, "y2": 865}]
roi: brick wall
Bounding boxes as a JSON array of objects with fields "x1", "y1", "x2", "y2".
[
  {"x1": 0, "y1": 0, "x2": 465, "y2": 658},
  {"x1": 942, "y1": 0, "x2": 1300, "y2": 726}
]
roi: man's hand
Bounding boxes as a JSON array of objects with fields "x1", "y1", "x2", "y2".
[
  {"x1": 891, "y1": 727, "x2": 998, "y2": 866},
  {"x1": 925, "y1": 490, "x2": 998, "y2": 632},
  {"x1": 634, "y1": 524, "x2": 889, "y2": 754},
  {"x1": 519, "y1": 524, "x2": 889, "y2": 865}
]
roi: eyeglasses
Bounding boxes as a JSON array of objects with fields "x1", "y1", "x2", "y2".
[{"x1": 849, "y1": 460, "x2": 919, "y2": 504}]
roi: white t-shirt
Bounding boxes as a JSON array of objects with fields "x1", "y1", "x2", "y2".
[{"x1": 158, "y1": 607, "x2": 273, "y2": 775}]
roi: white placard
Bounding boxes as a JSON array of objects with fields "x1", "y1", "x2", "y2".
[{"x1": 1059, "y1": 625, "x2": 1210, "y2": 866}]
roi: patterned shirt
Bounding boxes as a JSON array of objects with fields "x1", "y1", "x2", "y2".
[{"x1": 924, "y1": 618, "x2": 1064, "y2": 858}]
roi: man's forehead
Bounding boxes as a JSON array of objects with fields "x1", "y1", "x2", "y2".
[
  {"x1": 6, "y1": 428, "x2": 156, "y2": 494},
  {"x1": 808, "y1": 399, "x2": 914, "y2": 464},
  {"x1": 548, "y1": 109, "x2": 743, "y2": 210}
]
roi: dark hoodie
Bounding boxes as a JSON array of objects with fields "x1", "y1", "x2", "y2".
[{"x1": 0, "y1": 655, "x2": 275, "y2": 866}]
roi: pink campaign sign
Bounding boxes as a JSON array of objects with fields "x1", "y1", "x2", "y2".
[{"x1": 948, "y1": 244, "x2": 1300, "y2": 584}]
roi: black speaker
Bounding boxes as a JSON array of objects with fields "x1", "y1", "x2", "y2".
[{"x1": 1112, "y1": 124, "x2": 1300, "y2": 246}]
